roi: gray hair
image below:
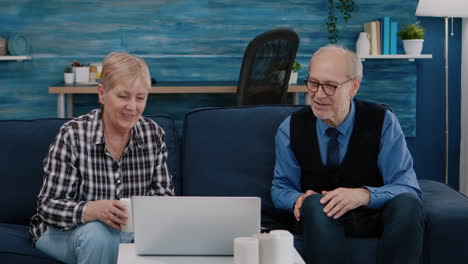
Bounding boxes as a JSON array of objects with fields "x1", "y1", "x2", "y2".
[{"x1": 310, "y1": 44, "x2": 363, "y2": 80}]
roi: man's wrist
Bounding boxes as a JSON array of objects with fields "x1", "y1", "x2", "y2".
[{"x1": 361, "y1": 188, "x2": 371, "y2": 207}]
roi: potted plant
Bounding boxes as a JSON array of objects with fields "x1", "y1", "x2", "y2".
[
  {"x1": 64, "y1": 66, "x2": 74, "y2": 84},
  {"x1": 398, "y1": 22, "x2": 425, "y2": 55},
  {"x1": 289, "y1": 61, "x2": 301, "y2": 85}
]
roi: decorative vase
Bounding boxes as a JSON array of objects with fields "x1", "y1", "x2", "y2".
[
  {"x1": 356, "y1": 32, "x2": 371, "y2": 57},
  {"x1": 64, "y1": 73, "x2": 74, "y2": 84},
  {"x1": 289, "y1": 71, "x2": 298, "y2": 85},
  {"x1": 403, "y1": 39, "x2": 424, "y2": 55}
]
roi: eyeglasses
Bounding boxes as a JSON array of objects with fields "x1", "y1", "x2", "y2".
[{"x1": 304, "y1": 77, "x2": 355, "y2": 96}]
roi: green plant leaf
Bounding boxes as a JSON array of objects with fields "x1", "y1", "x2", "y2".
[
  {"x1": 398, "y1": 22, "x2": 425, "y2": 40},
  {"x1": 327, "y1": 0, "x2": 355, "y2": 43}
]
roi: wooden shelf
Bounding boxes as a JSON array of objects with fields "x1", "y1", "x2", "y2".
[
  {"x1": 49, "y1": 82, "x2": 307, "y2": 118},
  {"x1": 48, "y1": 83, "x2": 307, "y2": 94},
  {"x1": 359, "y1": 54, "x2": 432, "y2": 61},
  {"x1": 0, "y1": 55, "x2": 32, "y2": 62}
]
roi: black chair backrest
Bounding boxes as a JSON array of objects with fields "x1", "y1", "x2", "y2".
[{"x1": 237, "y1": 29, "x2": 299, "y2": 106}]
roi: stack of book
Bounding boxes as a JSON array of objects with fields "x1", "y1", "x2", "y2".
[{"x1": 363, "y1": 17, "x2": 398, "y2": 55}]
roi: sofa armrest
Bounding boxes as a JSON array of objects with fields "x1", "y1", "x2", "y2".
[{"x1": 419, "y1": 180, "x2": 468, "y2": 264}]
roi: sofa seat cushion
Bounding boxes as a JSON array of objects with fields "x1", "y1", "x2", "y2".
[
  {"x1": 0, "y1": 223, "x2": 60, "y2": 263},
  {"x1": 419, "y1": 179, "x2": 468, "y2": 264}
]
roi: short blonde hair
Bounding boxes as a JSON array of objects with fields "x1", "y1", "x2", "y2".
[
  {"x1": 310, "y1": 44, "x2": 363, "y2": 80},
  {"x1": 99, "y1": 52, "x2": 151, "y2": 91}
]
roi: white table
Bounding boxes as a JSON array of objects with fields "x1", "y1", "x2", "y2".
[{"x1": 117, "y1": 243, "x2": 306, "y2": 264}]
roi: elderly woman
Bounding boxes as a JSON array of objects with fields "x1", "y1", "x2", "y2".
[{"x1": 29, "y1": 52, "x2": 174, "y2": 263}]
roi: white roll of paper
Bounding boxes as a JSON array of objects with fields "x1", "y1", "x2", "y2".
[
  {"x1": 234, "y1": 237, "x2": 259, "y2": 264},
  {"x1": 120, "y1": 198, "x2": 133, "y2": 232},
  {"x1": 256, "y1": 230, "x2": 294, "y2": 264}
]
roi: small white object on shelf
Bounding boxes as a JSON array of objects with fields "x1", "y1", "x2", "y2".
[
  {"x1": 356, "y1": 32, "x2": 371, "y2": 57},
  {"x1": 64, "y1": 73, "x2": 74, "y2": 84},
  {"x1": 359, "y1": 54, "x2": 432, "y2": 61},
  {"x1": 0, "y1": 55, "x2": 32, "y2": 62},
  {"x1": 75, "y1": 66, "x2": 90, "y2": 83},
  {"x1": 403, "y1": 39, "x2": 425, "y2": 55},
  {"x1": 289, "y1": 71, "x2": 298, "y2": 84}
]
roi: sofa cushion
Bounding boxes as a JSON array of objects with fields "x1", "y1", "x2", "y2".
[
  {"x1": 0, "y1": 119, "x2": 68, "y2": 225},
  {"x1": 146, "y1": 115, "x2": 181, "y2": 195},
  {"x1": 181, "y1": 105, "x2": 303, "y2": 229},
  {"x1": 419, "y1": 179, "x2": 468, "y2": 264},
  {"x1": 0, "y1": 223, "x2": 61, "y2": 263}
]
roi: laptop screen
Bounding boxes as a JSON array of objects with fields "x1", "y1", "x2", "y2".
[{"x1": 133, "y1": 196, "x2": 261, "y2": 256}]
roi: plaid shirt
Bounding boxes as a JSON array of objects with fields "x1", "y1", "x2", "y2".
[{"x1": 29, "y1": 108, "x2": 174, "y2": 244}]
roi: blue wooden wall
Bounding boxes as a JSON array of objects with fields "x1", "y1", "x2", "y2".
[
  {"x1": 1, "y1": 0, "x2": 418, "y2": 133},
  {"x1": 0, "y1": 0, "x2": 462, "y2": 188}
]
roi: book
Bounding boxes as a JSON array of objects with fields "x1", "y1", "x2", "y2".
[
  {"x1": 364, "y1": 21, "x2": 378, "y2": 55},
  {"x1": 375, "y1": 19, "x2": 381, "y2": 55},
  {"x1": 382, "y1": 16, "x2": 391, "y2": 55},
  {"x1": 390, "y1": 21, "x2": 398, "y2": 55},
  {"x1": 379, "y1": 18, "x2": 383, "y2": 54}
]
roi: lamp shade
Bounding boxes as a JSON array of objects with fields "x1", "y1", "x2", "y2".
[{"x1": 416, "y1": 0, "x2": 468, "y2": 17}]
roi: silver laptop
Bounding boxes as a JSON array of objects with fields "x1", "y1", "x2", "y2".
[{"x1": 132, "y1": 196, "x2": 261, "y2": 256}]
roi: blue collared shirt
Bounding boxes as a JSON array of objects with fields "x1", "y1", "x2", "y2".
[{"x1": 271, "y1": 100, "x2": 422, "y2": 211}]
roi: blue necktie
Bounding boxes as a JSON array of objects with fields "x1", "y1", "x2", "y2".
[{"x1": 326, "y1": 127, "x2": 340, "y2": 169}]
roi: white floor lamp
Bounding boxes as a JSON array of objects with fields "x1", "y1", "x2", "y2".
[{"x1": 416, "y1": 0, "x2": 468, "y2": 185}]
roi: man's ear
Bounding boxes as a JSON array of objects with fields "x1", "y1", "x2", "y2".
[
  {"x1": 350, "y1": 78, "x2": 361, "y2": 97},
  {"x1": 97, "y1": 84, "x2": 105, "y2": 105}
]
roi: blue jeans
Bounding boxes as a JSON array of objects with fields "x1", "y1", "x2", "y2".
[
  {"x1": 36, "y1": 221, "x2": 134, "y2": 264},
  {"x1": 301, "y1": 193, "x2": 425, "y2": 264}
]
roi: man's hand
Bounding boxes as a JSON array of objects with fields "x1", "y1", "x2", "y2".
[
  {"x1": 320, "y1": 188, "x2": 370, "y2": 219},
  {"x1": 294, "y1": 190, "x2": 318, "y2": 221},
  {"x1": 83, "y1": 200, "x2": 128, "y2": 230}
]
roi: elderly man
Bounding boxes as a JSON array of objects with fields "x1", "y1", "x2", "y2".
[{"x1": 271, "y1": 45, "x2": 424, "y2": 264}]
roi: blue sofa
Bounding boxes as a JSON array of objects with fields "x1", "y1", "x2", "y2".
[{"x1": 1, "y1": 105, "x2": 468, "y2": 264}]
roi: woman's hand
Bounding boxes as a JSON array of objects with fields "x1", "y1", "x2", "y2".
[{"x1": 83, "y1": 200, "x2": 128, "y2": 230}]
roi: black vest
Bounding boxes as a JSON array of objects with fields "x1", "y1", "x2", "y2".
[{"x1": 290, "y1": 99, "x2": 386, "y2": 193}]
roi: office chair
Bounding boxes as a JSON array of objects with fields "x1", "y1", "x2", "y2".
[{"x1": 237, "y1": 29, "x2": 299, "y2": 106}]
